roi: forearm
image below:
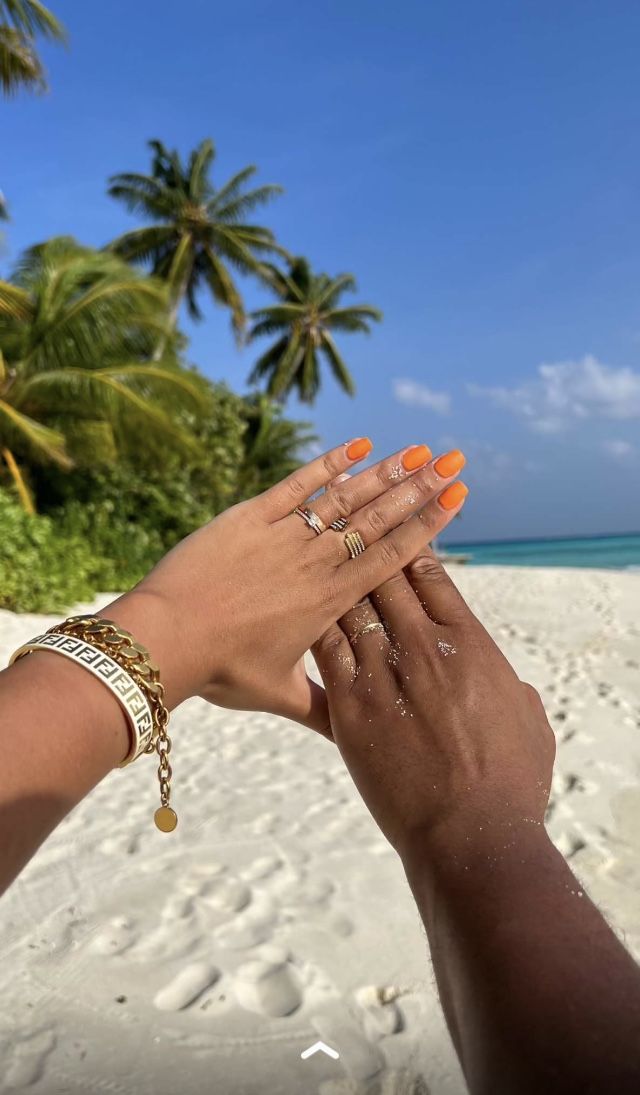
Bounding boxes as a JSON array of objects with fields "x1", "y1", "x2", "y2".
[
  {"x1": 0, "y1": 588, "x2": 190, "y2": 896},
  {"x1": 404, "y1": 820, "x2": 640, "y2": 1095}
]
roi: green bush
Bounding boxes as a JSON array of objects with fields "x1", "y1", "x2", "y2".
[{"x1": 0, "y1": 488, "x2": 98, "y2": 612}]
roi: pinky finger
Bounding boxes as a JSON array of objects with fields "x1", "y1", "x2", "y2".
[{"x1": 259, "y1": 440, "x2": 372, "y2": 522}]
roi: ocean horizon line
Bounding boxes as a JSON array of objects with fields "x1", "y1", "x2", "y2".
[{"x1": 443, "y1": 530, "x2": 640, "y2": 549}]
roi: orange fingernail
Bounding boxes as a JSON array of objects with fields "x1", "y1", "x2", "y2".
[
  {"x1": 346, "y1": 437, "x2": 373, "y2": 461},
  {"x1": 434, "y1": 449, "x2": 466, "y2": 478},
  {"x1": 438, "y1": 481, "x2": 469, "y2": 510},
  {"x1": 401, "y1": 444, "x2": 432, "y2": 471}
]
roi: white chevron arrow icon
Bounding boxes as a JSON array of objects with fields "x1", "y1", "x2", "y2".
[{"x1": 300, "y1": 1040, "x2": 340, "y2": 1060}]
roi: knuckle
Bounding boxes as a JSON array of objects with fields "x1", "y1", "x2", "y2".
[
  {"x1": 410, "y1": 551, "x2": 444, "y2": 582},
  {"x1": 376, "y1": 537, "x2": 402, "y2": 569},
  {"x1": 329, "y1": 488, "x2": 352, "y2": 520},
  {"x1": 366, "y1": 506, "x2": 387, "y2": 535},
  {"x1": 285, "y1": 474, "x2": 308, "y2": 503},
  {"x1": 376, "y1": 462, "x2": 393, "y2": 490},
  {"x1": 411, "y1": 473, "x2": 434, "y2": 501},
  {"x1": 316, "y1": 629, "x2": 344, "y2": 656},
  {"x1": 321, "y1": 453, "x2": 341, "y2": 480},
  {"x1": 523, "y1": 681, "x2": 542, "y2": 706}
]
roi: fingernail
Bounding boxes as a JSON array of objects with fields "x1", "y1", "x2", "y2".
[
  {"x1": 346, "y1": 437, "x2": 373, "y2": 461},
  {"x1": 401, "y1": 444, "x2": 432, "y2": 471},
  {"x1": 438, "y1": 481, "x2": 469, "y2": 510},
  {"x1": 434, "y1": 449, "x2": 466, "y2": 478}
]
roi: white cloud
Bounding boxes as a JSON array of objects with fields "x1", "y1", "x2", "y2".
[
  {"x1": 602, "y1": 439, "x2": 635, "y2": 460},
  {"x1": 468, "y1": 354, "x2": 640, "y2": 432},
  {"x1": 393, "y1": 378, "x2": 451, "y2": 415},
  {"x1": 436, "y1": 438, "x2": 515, "y2": 484}
]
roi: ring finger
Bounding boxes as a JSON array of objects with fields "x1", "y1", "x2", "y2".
[
  {"x1": 325, "y1": 449, "x2": 466, "y2": 561},
  {"x1": 339, "y1": 597, "x2": 388, "y2": 653}
]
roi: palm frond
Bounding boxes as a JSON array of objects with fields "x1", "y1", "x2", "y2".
[
  {"x1": 187, "y1": 138, "x2": 215, "y2": 201},
  {"x1": 214, "y1": 184, "x2": 284, "y2": 223},
  {"x1": 208, "y1": 165, "x2": 256, "y2": 209},
  {"x1": 107, "y1": 225, "x2": 176, "y2": 264},
  {"x1": 0, "y1": 278, "x2": 32, "y2": 320},
  {"x1": 315, "y1": 273, "x2": 357, "y2": 309},
  {"x1": 325, "y1": 305, "x2": 382, "y2": 333},
  {"x1": 0, "y1": 24, "x2": 44, "y2": 93},
  {"x1": 0, "y1": 1, "x2": 66, "y2": 41},
  {"x1": 320, "y1": 332, "x2": 356, "y2": 396},
  {"x1": 265, "y1": 330, "x2": 304, "y2": 400},
  {"x1": 247, "y1": 336, "x2": 289, "y2": 385},
  {"x1": 0, "y1": 397, "x2": 71, "y2": 464},
  {"x1": 200, "y1": 245, "x2": 245, "y2": 334}
]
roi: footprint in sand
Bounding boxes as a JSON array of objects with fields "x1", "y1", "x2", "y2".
[
  {"x1": 234, "y1": 947, "x2": 303, "y2": 1017},
  {"x1": 161, "y1": 894, "x2": 194, "y2": 922},
  {"x1": 132, "y1": 918, "x2": 199, "y2": 962},
  {"x1": 89, "y1": 915, "x2": 137, "y2": 956},
  {"x1": 179, "y1": 861, "x2": 227, "y2": 896},
  {"x1": 354, "y1": 986, "x2": 404, "y2": 1040},
  {"x1": 241, "y1": 855, "x2": 283, "y2": 882},
  {"x1": 213, "y1": 893, "x2": 277, "y2": 949},
  {"x1": 2, "y1": 1027, "x2": 56, "y2": 1088},
  {"x1": 199, "y1": 876, "x2": 251, "y2": 914},
  {"x1": 153, "y1": 962, "x2": 220, "y2": 1012}
]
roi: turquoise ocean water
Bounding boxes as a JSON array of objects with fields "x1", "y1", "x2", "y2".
[{"x1": 442, "y1": 533, "x2": 640, "y2": 570}]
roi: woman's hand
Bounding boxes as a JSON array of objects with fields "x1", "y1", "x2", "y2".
[
  {"x1": 108, "y1": 439, "x2": 468, "y2": 734},
  {"x1": 311, "y1": 545, "x2": 555, "y2": 853}
]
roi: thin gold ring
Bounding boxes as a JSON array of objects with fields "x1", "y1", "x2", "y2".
[
  {"x1": 352, "y1": 622, "x2": 386, "y2": 641},
  {"x1": 344, "y1": 530, "x2": 366, "y2": 558},
  {"x1": 293, "y1": 506, "x2": 328, "y2": 536}
]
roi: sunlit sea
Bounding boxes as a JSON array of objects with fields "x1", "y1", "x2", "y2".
[{"x1": 442, "y1": 533, "x2": 640, "y2": 570}]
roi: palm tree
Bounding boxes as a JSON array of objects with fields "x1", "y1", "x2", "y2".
[
  {"x1": 247, "y1": 257, "x2": 382, "y2": 403},
  {"x1": 0, "y1": 1, "x2": 65, "y2": 96},
  {"x1": 236, "y1": 393, "x2": 317, "y2": 499},
  {"x1": 0, "y1": 237, "x2": 206, "y2": 512},
  {"x1": 107, "y1": 139, "x2": 286, "y2": 342}
]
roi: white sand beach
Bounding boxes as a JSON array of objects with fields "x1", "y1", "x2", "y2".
[{"x1": 0, "y1": 565, "x2": 639, "y2": 1095}]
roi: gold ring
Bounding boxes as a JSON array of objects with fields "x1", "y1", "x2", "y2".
[
  {"x1": 344, "y1": 530, "x2": 366, "y2": 558},
  {"x1": 293, "y1": 506, "x2": 328, "y2": 535},
  {"x1": 352, "y1": 622, "x2": 386, "y2": 641},
  {"x1": 330, "y1": 516, "x2": 349, "y2": 532}
]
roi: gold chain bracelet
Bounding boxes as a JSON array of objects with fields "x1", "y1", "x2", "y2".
[{"x1": 14, "y1": 615, "x2": 177, "y2": 833}]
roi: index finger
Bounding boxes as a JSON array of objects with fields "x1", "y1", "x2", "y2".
[{"x1": 258, "y1": 437, "x2": 373, "y2": 521}]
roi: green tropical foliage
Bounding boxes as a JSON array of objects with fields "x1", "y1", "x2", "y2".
[
  {"x1": 0, "y1": 1, "x2": 66, "y2": 96},
  {"x1": 108, "y1": 139, "x2": 286, "y2": 340},
  {"x1": 247, "y1": 257, "x2": 382, "y2": 403},
  {"x1": 0, "y1": 237, "x2": 207, "y2": 511},
  {"x1": 236, "y1": 393, "x2": 316, "y2": 498}
]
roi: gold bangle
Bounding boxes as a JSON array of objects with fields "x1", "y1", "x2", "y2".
[{"x1": 10, "y1": 614, "x2": 177, "y2": 833}]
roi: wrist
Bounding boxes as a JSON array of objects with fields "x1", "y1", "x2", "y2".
[
  {"x1": 105, "y1": 586, "x2": 209, "y2": 709},
  {"x1": 401, "y1": 808, "x2": 553, "y2": 894}
]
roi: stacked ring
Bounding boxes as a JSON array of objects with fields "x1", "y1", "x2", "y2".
[
  {"x1": 344, "y1": 530, "x2": 366, "y2": 558},
  {"x1": 293, "y1": 506, "x2": 327, "y2": 535},
  {"x1": 330, "y1": 517, "x2": 349, "y2": 532}
]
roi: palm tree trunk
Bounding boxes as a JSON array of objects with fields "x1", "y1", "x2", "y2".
[{"x1": 1, "y1": 447, "x2": 35, "y2": 514}]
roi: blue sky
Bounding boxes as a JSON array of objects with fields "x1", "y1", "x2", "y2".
[{"x1": 2, "y1": 0, "x2": 640, "y2": 540}]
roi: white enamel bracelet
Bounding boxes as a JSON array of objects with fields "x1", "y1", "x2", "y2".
[{"x1": 9, "y1": 630, "x2": 154, "y2": 766}]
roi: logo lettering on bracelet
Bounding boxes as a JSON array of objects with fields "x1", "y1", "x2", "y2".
[{"x1": 30, "y1": 632, "x2": 154, "y2": 748}]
